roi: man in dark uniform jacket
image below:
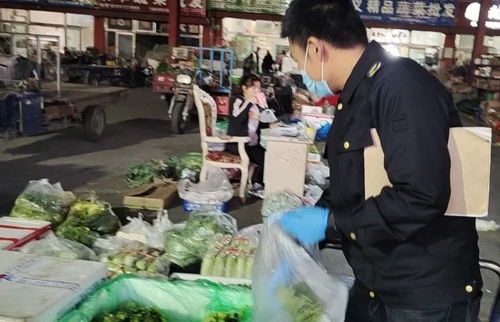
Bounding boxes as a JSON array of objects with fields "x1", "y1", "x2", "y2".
[{"x1": 277, "y1": 0, "x2": 482, "y2": 321}]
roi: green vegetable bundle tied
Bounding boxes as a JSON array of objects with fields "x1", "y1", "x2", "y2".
[
  {"x1": 201, "y1": 235, "x2": 256, "y2": 279},
  {"x1": 100, "y1": 247, "x2": 168, "y2": 278},
  {"x1": 56, "y1": 193, "x2": 120, "y2": 247}
]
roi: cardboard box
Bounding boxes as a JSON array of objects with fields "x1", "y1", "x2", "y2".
[
  {"x1": 123, "y1": 182, "x2": 177, "y2": 210},
  {"x1": 365, "y1": 128, "x2": 492, "y2": 217},
  {"x1": 0, "y1": 251, "x2": 107, "y2": 322}
]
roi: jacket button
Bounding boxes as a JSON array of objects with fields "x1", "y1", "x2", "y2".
[
  {"x1": 349, "y1": 232, "x2": 357, "y2": 240},
  {"x1": 344, "y1": 141, "x2": 350, "y2": 150},
  {"x1": 369, "y1": 291, "x2": 376, "y2": 298},
  {"x1": 337, "y1": 103, "x2": 343, "y2": 111},
  {"x1": 465, "y1": 285, "x2": 474, "y2": 293}
]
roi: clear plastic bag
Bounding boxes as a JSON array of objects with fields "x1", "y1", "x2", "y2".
[
  {"x1": 92, "y1": 235, "x2": 142, "y2": 256},
  {"x1": 253, "y1": 220, "x2": 349, "y2": 322},
  {"x1": 20, "y1": 231, "x2": 97, "y2": 260},
  {"x1": 307, "y1": 163, "x2": 330, "y2": 188},
  {"x1": 303, "y1": 185, "x2": 324, "y2": 206},
  {"x1": 261, "y1": 191, "x2": 303, "y2": 217},
  {"x1": 164, "y1": 212, "x2": 238, "y2": 267},
  {"x1": 178, "y1": 167, "x2": 234, "y2": 203},
  {"x1": 236, "y1": 224, "x2": 263, "y2": 246},
  {"x1": 10, "y1": 179, "x2": 76, "y2": 226}
]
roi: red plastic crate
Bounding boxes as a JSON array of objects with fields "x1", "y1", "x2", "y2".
[
  {"x1": 0, "y1": 217, "x2": 52, "y2": 250},
  {"x1": 153, "y1": 74, "x2": 175, "y2": 93}
]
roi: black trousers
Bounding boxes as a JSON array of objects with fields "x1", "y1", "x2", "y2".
[
  {"x1": 346, "y1": 282, "x2": 481, "y2": 322},
  {"x1": 226, "y1": 143, "x2": 266, "y2": 183}
]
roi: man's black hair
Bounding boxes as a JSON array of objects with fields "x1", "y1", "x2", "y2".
[{"x1": 281, "y1": 0, "x2": 368, "y2": 49}]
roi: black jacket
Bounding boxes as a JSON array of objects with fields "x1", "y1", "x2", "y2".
[{"x1": 326, "y1": 41, "x2": 481, "y2": 309}]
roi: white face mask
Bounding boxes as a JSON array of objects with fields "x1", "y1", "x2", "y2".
[{"x1": 300, "y1": 43, "x2": 334, "y2": 98}]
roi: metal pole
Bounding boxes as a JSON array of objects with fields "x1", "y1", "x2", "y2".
[
  {"x1": 56, "y1": 44, "x2": 61, "y2": 97},
  {"x1": 36, "y1": 36, "x2": 42, "y2": 78}
]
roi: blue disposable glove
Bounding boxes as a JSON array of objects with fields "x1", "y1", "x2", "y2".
[{"x1": 278, "y1": 206, "x2": 329, "y2": 246}]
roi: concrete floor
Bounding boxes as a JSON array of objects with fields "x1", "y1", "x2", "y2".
[{"x1": 0, "y1": 87, "x2": 498, "y2": 320}]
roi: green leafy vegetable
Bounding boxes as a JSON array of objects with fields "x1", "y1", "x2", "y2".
[
  {"x1": 56, "y1": 193, "x2": 120, "y2": 247},
  {"x1": 93, "y1": 302, "x2": 167, "y2": 322},
  {"x1": 126, "y1": 159, "x2": 169, "y2": 188},
  {"x1": 204, "y1": 312, "x2": 241, "y2": 322},
  {"x1": 277, "y1": 282, "x2": 324, "y2": 322},
  {"x1": 164, "y1": 213, "x2": 236, "y2": 267}
]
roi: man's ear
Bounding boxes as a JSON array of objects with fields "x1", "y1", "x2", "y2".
[{"x1": 306, "y1": 37, "x2": 322, "y2": 60}]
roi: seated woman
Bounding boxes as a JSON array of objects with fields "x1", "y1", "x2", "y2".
[{"x1": 226, "y1": 74, "x2": 272, "y2": 187}]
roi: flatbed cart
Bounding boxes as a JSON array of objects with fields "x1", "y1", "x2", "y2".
[
  {"x1": 0, "y1": 32, "x2": 128, "y2": 141},
  {"x1": 0, "y1": 82, "x2": 128, "y2": 141}
]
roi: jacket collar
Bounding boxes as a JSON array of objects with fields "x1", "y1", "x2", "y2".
[{"x1": 341, "y1": 41, "x2": 386, "y2": 104}]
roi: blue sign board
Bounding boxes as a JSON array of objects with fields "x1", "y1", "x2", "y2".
[{"x1": 352, "y1": 0, "x2": 457, "y2": 26}]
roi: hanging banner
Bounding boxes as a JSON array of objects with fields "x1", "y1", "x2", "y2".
[
  {"x1": 208, "y1": 0, "x2": 292, "y2": 15},
  {"x1": 95, "y1": 0, "x2": 170, "y2": 14},
  {"x1": 94, "y1": 0, "x2": 206, "y2": 17},
  {"x1": 352, "y1": 0, "x2": 457, "y2": 26}
]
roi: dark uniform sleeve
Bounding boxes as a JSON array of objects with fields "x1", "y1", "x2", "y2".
[{"x1": 345, "y1": 68, "x2": 454, "y2": 246}]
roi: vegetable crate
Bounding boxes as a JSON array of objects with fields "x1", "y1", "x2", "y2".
[{"x1": 59, "y1": 275, "x2": 253, "y2": 322}]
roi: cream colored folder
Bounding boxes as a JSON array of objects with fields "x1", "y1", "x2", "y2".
[{"x1": 364, "y1": 128, "x2": 492, "y2": 217}]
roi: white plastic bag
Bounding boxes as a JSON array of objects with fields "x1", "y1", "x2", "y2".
[
  {"x1": 260, "y1": 108, "x2": 278, "y2": 123},
  {"x1": 253, "y1": 219, "x2": 349, "y2": 322},
  {"x1": 116, "y1": 210, "x2": 172, "y2": 250},
  {"x1": 178, "y1": 167, "x2": 234, "y2": 203}
]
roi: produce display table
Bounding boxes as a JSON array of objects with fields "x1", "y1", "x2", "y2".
[{"x1": 261, "y1": 130, "x2": 313, "y2": 197}]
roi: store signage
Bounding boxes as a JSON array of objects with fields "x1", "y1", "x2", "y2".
[
  {"x1": 465, "y1": 2, "x2": 500, "y2": 29},
  {"x1": 0, "y1": 0, "x2": 93, "y2": 6},
  {"x1": 208, "y1": 0, "x2": 292, "y2": 15},
  {"x1": 353, "y1": 0, "x2": 457, "y2": 26},
  {"x1": 94, "y1": 0, "x2": 206, "y2": 17}
]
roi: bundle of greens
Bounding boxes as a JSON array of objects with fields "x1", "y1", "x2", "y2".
[
  {"x1": 10, "y1": 179, "x2": 75, "y2": 226},
  {"x1": 164, "y1": 213, "x2": 237, "y2": 267},
  {"x1": 277, "y1": 282, "x2": 324, "y2": 322},
  {"x1": 100, "y1": 246, "x2": 169, "y2": 277},
  {"x1": 126, "y1": 159, "x2": 169, "y2": 188},
  {"x1": 201, "y1": 235, "x2": 256, "y2": 279},
  {"x1": 93, "y1": 302, "x2": 167, "y2": 322},
  {"x1": 56, "y1": 193, "x2": 121, "y2": 247}
]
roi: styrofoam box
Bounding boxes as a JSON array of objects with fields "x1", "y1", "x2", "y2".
[{"x1": 0, "y1": 251, "x2": 107, "y2": 322}]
